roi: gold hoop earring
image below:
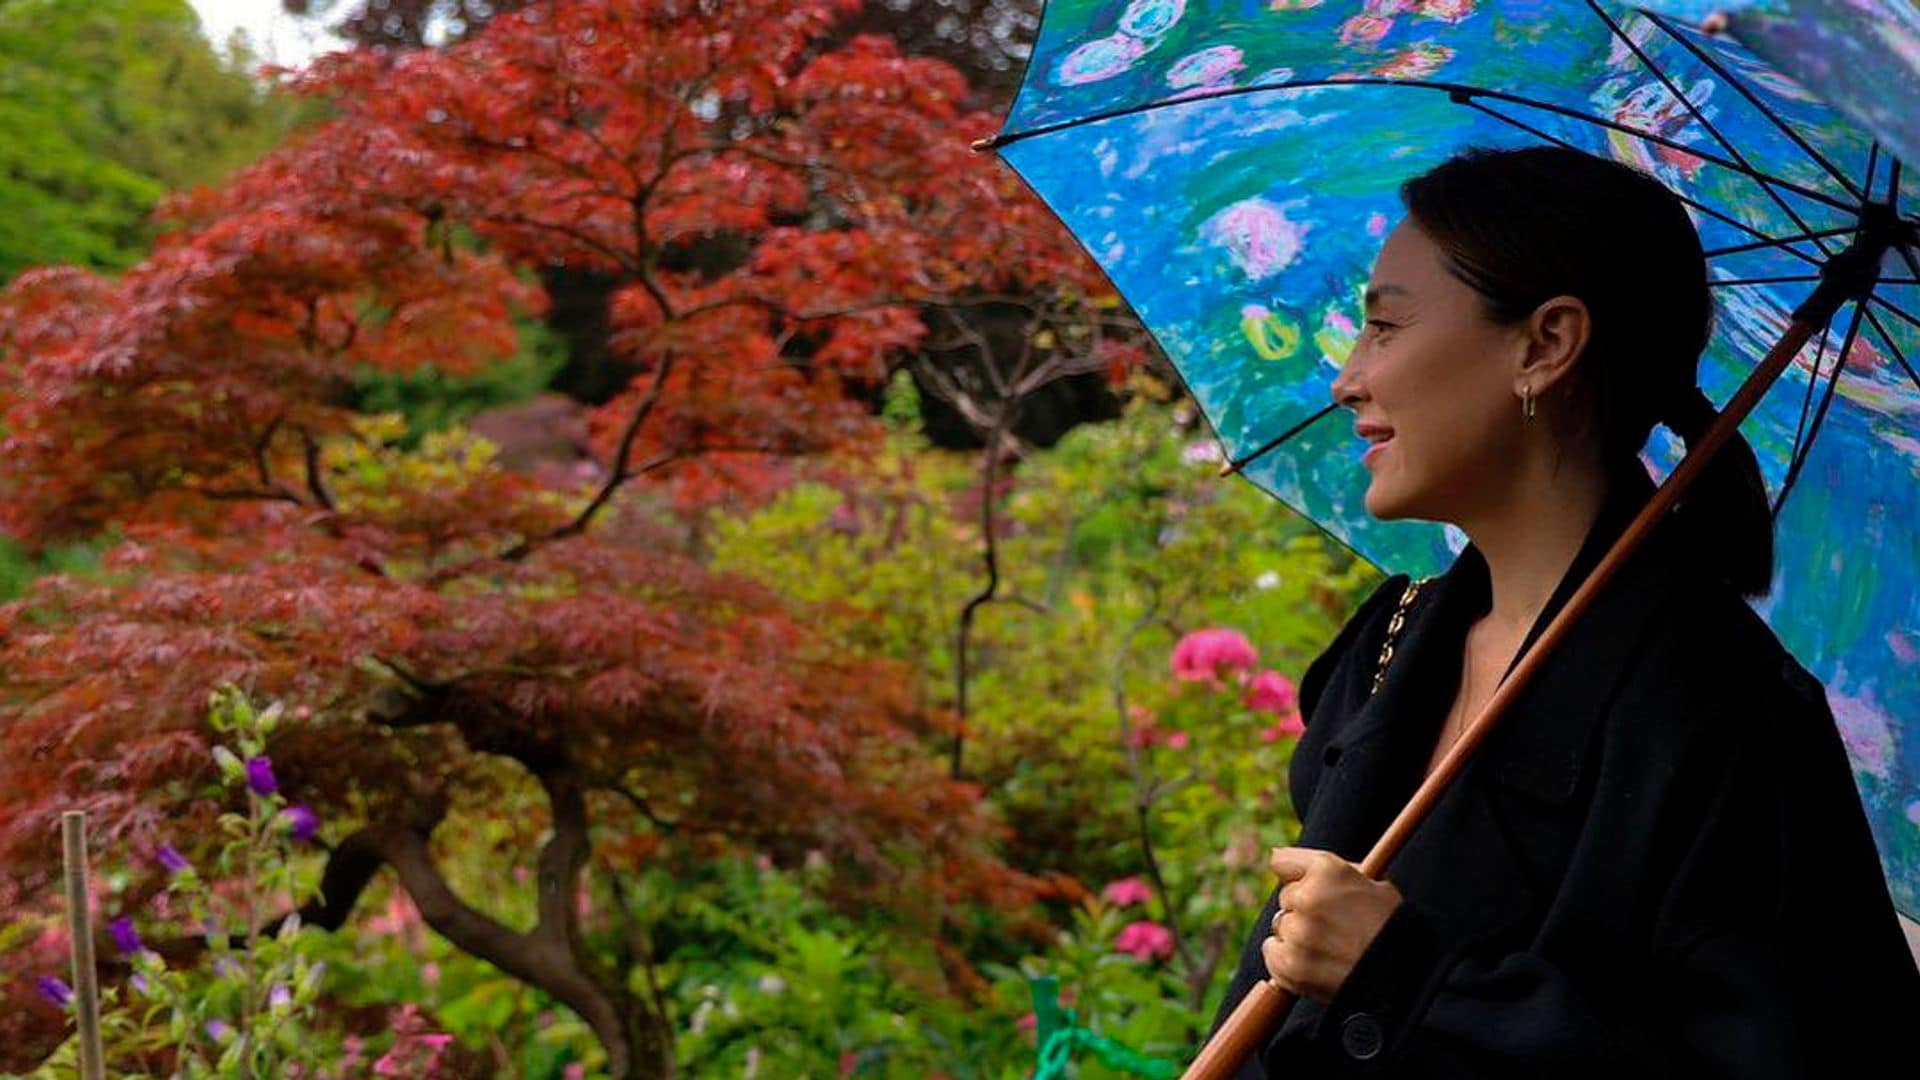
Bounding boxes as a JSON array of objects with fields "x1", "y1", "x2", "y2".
[{"x1": 1523, "y1": 385, "x2": 1536, "y2": 422}]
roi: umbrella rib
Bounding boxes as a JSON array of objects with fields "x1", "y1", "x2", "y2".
[
  {"x1": 1218, "y1": 401, "x2": 1341, "y2": 478},
  {"x1": 1582, "y1": 0, "x2": 1845, "y2": 264},
  {"x1": 986, "y1": 78, "x2": 1854, "y2": 214},
  {"x1": 1706, "y1": 225, "x2": 1861, "y2": 258},
  {"x1": 1786, "y1": 311, "x2": 1832, "y2": 477},
  {"x1": 1870, "y1": 294, "x2": 1920, "y2": 332},
  {"x1": 1636, "y1": 7, "x2": 1866, "y2": 203},
  {"x1": 1858, "y1": 305, "x2": 1920, "y2": 396},
  {"x1": 1772, "y1": 297, "x2": 1865, "y2": 519},
  {"x1": 1462, "y1": 98, "x2": 1826, "y2": 269}
]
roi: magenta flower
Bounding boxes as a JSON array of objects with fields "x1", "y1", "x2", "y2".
[
  {"x1": 282, "y1": 803, "x2": 320, "y2": 842},
  {"x1": 1260, "y1": 712, "x2": 1307, "y2": 741},
  {"x1": 1171, "y1": 628, "x2": 1259, "y2": 685},
  {"x1": 1243, "y1": 670, "x2": 1299, "y2": 716},
  {"x1": 108, "y1": 916, "x2": 142, "y2": 956},
  {"x1": 245, "y1": 756, "x2": 278, "y2": 797},
  {"x1": 1114, "y1": 920, "x2": 1176, "y2": 961},
  {"x1": 155, "y1": 844, "x2": 191, "y2": 875},
  {"x1": 1101, "y1": 876, "x2": 1154, "y2": 907},
  {"x1": 36, "y1": 975, "x2": 72, "y2": 1009}
]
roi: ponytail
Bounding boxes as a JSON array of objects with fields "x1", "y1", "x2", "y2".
[{"x1": 1654, "y1": 386, "x2": 1774, "y2": 600}]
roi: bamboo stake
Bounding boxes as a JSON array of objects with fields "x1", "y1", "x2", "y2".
[{"x1": 62, "y1": 810, "x2": 107, "y2": 1080}]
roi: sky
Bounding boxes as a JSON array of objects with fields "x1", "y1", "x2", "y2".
[{"x1": 187, "y1": 0, "x2": 348, "y2": 70}]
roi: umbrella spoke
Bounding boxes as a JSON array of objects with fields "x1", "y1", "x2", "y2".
[
  {"x1": 1218, "y1": 401, "x2": 1341, "y2": 479},
  {"x1": 1786, "y1": 308, "x2": 1831, "y2": 482},
  {"x1": 986, "y1": 78, "x2": 1857, "y2": 215},
  {"x1": 1637, "y1": 8, "x2": 1866, "y2": 204},
  {"x1": 1859, "y1": 305, "x2": 1920, "y2": 396},
  {"x1": 1706, "y1": 225, "x2": 1861, "y2": 258},
  {"x1": 1584, "y1": 0, "x2": 1845, "y2": 264},
  {"x1": 1870, "y1": 294, "x2": 1920, "y2": 332},
  {"x1": 1461, "y1": 97, "x2": 1828, "y2": 268},
  {"x1": 1773, "y1": 297, "x2": 1866, "y2": 518}
]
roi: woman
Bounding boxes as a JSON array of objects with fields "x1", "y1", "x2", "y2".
[{"x1": 1206, "y1": 146, "x2": 1920, "y2": 1076}]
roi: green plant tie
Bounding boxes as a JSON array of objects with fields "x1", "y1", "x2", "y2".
[{"x1": 1027, "y1": 976, "x2": 1180, "y2": 1080}]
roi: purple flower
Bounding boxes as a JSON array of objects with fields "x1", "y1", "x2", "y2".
[
  {"x1": 108, "y1": 915, "x2": 143, "y2": 956},
  {"x1": 155, "y1": 844, "x2": 191, "y2": 875},
  {"x1": 36, "y1": 974, "x2": 72, "y2": 1009},
  {"x1": 282, "y1": 803, "x2": 320, "y2": 843},
  {"x1": 205, "y1": 1018, "x2": 231, "y2": 1042},
  {"x1": 129, "y1": 973, "x2": 148, "y2": 994},
  {"x1": 245, "y1": 756, "x2": 278, "y2": 796},
  {"x1": 269, "y1": 983, "x2": 292, "y2": 1010}
]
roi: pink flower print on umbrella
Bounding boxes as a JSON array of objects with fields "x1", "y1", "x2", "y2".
[
  {"x1": 1414, "y1": 0, "x2": 1477, "y2": 24},
  {"x1": 1056, "y1": 34, "x2": 1149, "y2": 86},
  {"x1": 1268, "y1": 0, "x2": 1326, "y2": 10},
  {"x1": 1166, "y1": 44, "x2": 1246, "y2": 90},
  {"x1": 1114, "y1": 920, "x2": 1176, "y2": 960},
  {"x1": 1120, "y1": 0, "x2": 1186, "y2": 39},
  {"x1": 1199, "y1": 198, "x2": 1308, "y2": 283},
  {"x1": 1102, "y1": 876, "x2": 1154, "y2": 907},
  {"x1": 1171, "y1": 627, "x2": 1260, "y2": 685},
  {"x1": 1375, "y1": 42, "x2": 1456, "y2": 79},
  {"x1": 1339, "y1": 14, "x2": 1396, "y2": 46},
  {"x1": 1604, "y1": 78, "x2": 1719, "y2": 182}
]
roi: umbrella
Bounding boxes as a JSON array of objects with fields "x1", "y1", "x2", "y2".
[
  {"x1": 971, "y1": 0, "x2": 1920, "y2": 1073},
  {"x1": 1637, "y1": 1, "x2": 1920, "y2": 169}
]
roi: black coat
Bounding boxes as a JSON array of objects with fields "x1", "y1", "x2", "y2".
[{"x1": 1207, "y1": 464, "x2": 1920, "y2": 1077}]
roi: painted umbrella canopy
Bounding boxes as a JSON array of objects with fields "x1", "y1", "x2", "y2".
[{"x1": 981, "y1": 0, "x2": 1920, "y2": 936}]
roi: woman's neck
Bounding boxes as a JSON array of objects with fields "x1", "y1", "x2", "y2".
[{"x1": 1456, "y1": 455, "x2": 1613, "y2": 640}]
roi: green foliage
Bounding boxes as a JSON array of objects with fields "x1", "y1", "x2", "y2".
[
  {"x1": 0, "y1": 0, "x2": 303, "y2": 280},
  {"x1": 0, "y1": 536, "x2": 107, "y2": 601},
  {"x1": 708, "y1": 383, "x2": 1385, "y2": 1070},
  {"x1": 661, "y1": 853, "x2": 1033, "y2": 1078}
]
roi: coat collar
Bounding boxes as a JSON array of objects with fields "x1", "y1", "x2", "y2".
[{"x1": 1318, "y1": 460, "x2": 1699, "y2": 815}]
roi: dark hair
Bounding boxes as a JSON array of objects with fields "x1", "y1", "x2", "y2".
[{"x1": 1399, "y1": 144, "x2": 1773, "y2": 599}]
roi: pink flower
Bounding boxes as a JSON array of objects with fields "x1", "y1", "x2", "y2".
[
  {"x1": 1165, "y1": 730, "x2": 1191, "y2": 750},
  {"x1": 1016, "y1": 1011, "x2": 1037, "y2": 1031},
  {"x1": 1259, "y1": 712, "x2": 1306, "y2": 741},
  {"x1": 1101, "y1": 876, "x2": 1154, "y2": 907},
  {"x1": 1339, "y1": 13, "x2": 1394, "y2": 45},
  {"x1": 1114, "y1": 920, "x2": 1176, "y2": 961},
  {"x1": 1243, "y1": 670, "x2": 1298, "y2": 716},
  {"x1": 1171, "y1": 628, "x2": 1259, "y2": 684}
]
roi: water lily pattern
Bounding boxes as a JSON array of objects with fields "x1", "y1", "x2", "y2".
[{"x1": 995, "y1": 0, "x2": 1920, "y2": 920}]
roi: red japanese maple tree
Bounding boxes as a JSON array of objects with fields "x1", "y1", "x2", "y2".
[{"x1": 0, "y1": 2, "x2": 1124, "y2": 1073}]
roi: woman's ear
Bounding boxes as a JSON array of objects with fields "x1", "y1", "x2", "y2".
[{"x1": 1515, "y1": 294, "x2": 1590, "y2": 397}]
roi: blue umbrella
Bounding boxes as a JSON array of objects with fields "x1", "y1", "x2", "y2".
[{"x1": 974, "y1": 0, "x2": 1919, "y2": 1071}]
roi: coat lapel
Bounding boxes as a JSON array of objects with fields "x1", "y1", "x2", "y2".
[{"x1": 1299, "y1": 462, "x2": 1701, "y2": 863}]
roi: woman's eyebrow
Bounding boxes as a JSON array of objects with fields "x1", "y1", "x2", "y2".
[{"x1": 1363, "y1": 284, "x2": 1409, "y2": 311}]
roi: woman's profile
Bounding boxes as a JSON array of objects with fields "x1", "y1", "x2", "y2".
[{"x1": 1207, "y1": 145, "x2": 1920, "y2": 1076}]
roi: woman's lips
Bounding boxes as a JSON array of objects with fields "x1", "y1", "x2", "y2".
[{"x1": 1362, "y1": 436, "x2": 1392, "y2": 466}]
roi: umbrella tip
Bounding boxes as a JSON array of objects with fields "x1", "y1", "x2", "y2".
[
  {"x1": 970, "y1": 135, "x2": 999, "y2": 153},
  {"x1": 1218, "y1": 459, "x2": 1244, "y2": 479}
]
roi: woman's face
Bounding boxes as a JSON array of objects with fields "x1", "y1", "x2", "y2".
[{"x1": 1330, "y1": 217, "x2": 1536, "y2": 526}]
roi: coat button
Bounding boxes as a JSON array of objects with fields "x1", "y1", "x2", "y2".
[{"x1": 1340, "y1": 1012, "x2": 1384, "y2": 1060}]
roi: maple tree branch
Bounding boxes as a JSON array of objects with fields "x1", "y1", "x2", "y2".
[
  {"x1": 297, "y1": 427, "x2": 334, "y2": 512},
  {"x1": 612, "y1": 785, "x2": 680, "y2": 833},
  {"x1": 534, "y1": 769, "x2": 590, "y2": 949}
]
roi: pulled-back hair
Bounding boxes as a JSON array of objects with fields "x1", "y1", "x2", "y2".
[{"x1": 1400, "y1": 144, "x2": 1773, "y2": 599}]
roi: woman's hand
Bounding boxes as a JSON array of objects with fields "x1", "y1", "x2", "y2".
[{"x1": 1261, "y1": 846, "x2": 1404, "y2": 1004}]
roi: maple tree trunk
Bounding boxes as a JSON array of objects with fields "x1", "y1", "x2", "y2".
[{"x1": 283, "y1": 769, "x2": 674, "y2": 1078}]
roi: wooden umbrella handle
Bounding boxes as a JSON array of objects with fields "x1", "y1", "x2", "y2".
[{"x1": 1181, "y1": 313, "x2": 1821, "y2": 1078}]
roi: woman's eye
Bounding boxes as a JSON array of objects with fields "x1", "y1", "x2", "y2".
[{"x1": 1364, "y1": 319, "x2": 1397, "y2": 334}]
